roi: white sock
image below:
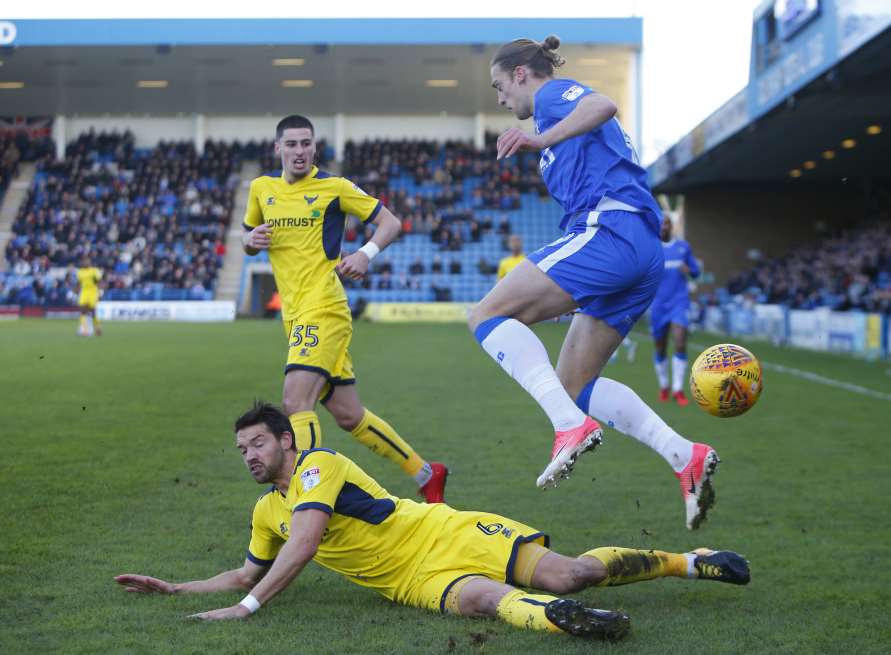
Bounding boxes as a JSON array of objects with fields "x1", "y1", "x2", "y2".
[
  {"x1": 671, "y1": 354, "x2": 688, "y2": 393},
  {"x1": 414, "y1": 462, "x2": 433, "y2": 487},
  {"x1": 477, "y1": 318, "x2": 587, "y2": 432},
  {"x1": 654, "y1": 355, "x2": 669, "y2": 390},
  {"x1": 581, "y1": 377, "x2": 693, "y2": 472},
  {"x1": 623, "y1": 338, "x2": 637, "y2": 362},
  {"x1": 85, "y1": 314, "x2": 94, "y2": 337}
]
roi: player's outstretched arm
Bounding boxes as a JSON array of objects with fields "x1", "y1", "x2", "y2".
[
  {"x1": 189, "y1": 508, "x2": 329, "y2": 621},
  {"x1": 496, "y1": 94, "x2": 618, "y2": 160},
  {"x1": 337, "y1": 207, "x2": 401, "y2": 280},
  {"x1": 539, "y1": 93, "x2": 617, "y2": 149},
  {"x1": 115, "y1": 560, "x2": 266, "y2": 595}
]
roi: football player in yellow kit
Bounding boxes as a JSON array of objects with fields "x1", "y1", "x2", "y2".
[
  {"x1": 75, "y1": 256, "x2": 103, "y2": 337},
  {"x1": 116, "y1": 402, "x2": 751, "y2": 641},
  {"x1": 242, "y1": 115, "x2": 446, "y2": 502}
]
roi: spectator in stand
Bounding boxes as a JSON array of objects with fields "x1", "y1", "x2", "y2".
[
  {"x1": 478, "y1": 258, "x2": 497, "y2": 276},
  {"x1": 431, "y1": 256, "x2": 443, "y2": 274},
  {"x1": 497, "y1": 215, "x2": 511, "y2": 235},
  {"x1": 409, "y1": 258, "x2": 425, "y2": 275},
  {"x1": 449, "y1": 259, "x2": 462, "y2": 275},
  {"x1": 431, "y1": 277, "x2": 452, "y2": 302},
  {"x1": 377, "y1": 271, "x2": 393, "y2": 290},
  {"x1": 374, "y1": 258, "x2": 393, "y2": 275}
]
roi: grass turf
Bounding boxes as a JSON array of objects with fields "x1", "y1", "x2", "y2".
[{"x1": 2, "y1": 318, "x2": 890, "y2": 654}]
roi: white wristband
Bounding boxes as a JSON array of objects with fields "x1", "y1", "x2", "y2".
[
  {"x1": 239, "y1": 594, "x2": 261, "y2": 614},
  {"x1": 358, "y1": 242, "x2": 380, "y2": 261}
]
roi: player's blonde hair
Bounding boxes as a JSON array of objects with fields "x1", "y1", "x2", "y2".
[{"x1": 491, "y1": 35, "x2": 566, "y2": 78}]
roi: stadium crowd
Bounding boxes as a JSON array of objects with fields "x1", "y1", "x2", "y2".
[
  {"x1": 725, "y1": 218, "x2": 891, "y2": 314},
  {"x1": 337, "y1": 136, "x2": 532, "y2": 294},
  {"x1": 2, "y1": 130, "x2": 242, "y2": 304},
  {"x1": 6, "y1": 129, "x2": 889, "y2": 317}
]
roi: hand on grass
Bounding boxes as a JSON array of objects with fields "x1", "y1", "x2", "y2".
[{"x1": 114, "y1": 574, "x2": 177, "y2": 594}]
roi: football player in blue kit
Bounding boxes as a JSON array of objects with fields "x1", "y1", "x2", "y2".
[
  {"x1": 469, "y1": 35, "x2": 719, "y2": 529},
  {"x1": 651, "y1": 215, "x2": 701, "y2": 406}
]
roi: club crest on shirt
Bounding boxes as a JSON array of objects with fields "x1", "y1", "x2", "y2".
[
  {"x1": 562, "y1": 85, "x2": 584, "y2": 101},
  {"x1": 301, "y1": 467, "x2": 321, "y2": 491},
  {"x1": 266, "y1": 196, "x2": 275, "y2": 205},
  {"x1": 304, "y1": 194, "x2": 319, "y2": 205}
]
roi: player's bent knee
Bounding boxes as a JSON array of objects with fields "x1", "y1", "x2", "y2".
[
  {"x1": 331, "y1": 407, "x2": 363, "y2": 432},
  {"x1": 540, "y1": 557, "x2": 598, "y2": 594},
  {"x1": 282, "y1": 395, "x2": 314, "y2": 416}
]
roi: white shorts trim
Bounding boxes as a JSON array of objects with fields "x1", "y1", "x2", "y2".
[{"x1": 536, "y1": 227, "x2": 599, "y2": 273}]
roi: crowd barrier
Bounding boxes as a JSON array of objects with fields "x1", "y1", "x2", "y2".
[
  {"x1": 702, "y1": 304, "x2": 889, "y2": 359},
  {"x1": 96, "y1": 301, "x2": 236, "y2": 322},
  {"x1": 362, "y1": 302, "x2": 473, "y2": 323}
]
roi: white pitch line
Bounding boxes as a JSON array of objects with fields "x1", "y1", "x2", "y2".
[
  {"x1": 690, "y1": 341, "x2": 891, "y2": 402},
  {"x1": 759, "y1": 361, "x2": 891, "y2": 402}
]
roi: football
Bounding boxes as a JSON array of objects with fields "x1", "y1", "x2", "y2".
[{"x1": 689, "y1": 344, "x2": 763, "y2": 417}]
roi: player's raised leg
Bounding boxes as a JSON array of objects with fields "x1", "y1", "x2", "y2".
[
  {"x1": 468, "y1": 260, "x2": 602, "y2": 487},
  {"x1": 559, "y1": 313, "x2": 719, "y2": 529},
  {"x1": 322, "y1": 384, "x2": 448, "y2": 502}
]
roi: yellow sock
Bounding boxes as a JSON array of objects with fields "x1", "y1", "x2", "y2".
[
  {"x1": 582, "y1": 547, "x2": 691, "y2": 586},
  {"x1": 350, "y1": 409, "x2": 429, "y2": 483},
  {"x1": 495, "y1": 590, "x2": 562, "y2": 633},
  {"x1": 78, "y1": 315, "x2": 87, "y2": 334},
  {"x1": 289, "y1": 411, "x2": 322, "y2": 451}
]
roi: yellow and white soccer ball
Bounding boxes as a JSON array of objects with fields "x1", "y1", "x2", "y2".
[{"x1": 689, "y1": 344, "x2": 762, "y2": 418}]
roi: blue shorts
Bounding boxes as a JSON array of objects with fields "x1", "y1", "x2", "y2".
[
  {"x1": 527, "y1": 211, "x2": 664, "y2": 337},
  {"x1": 649, "y1": 302, "x2": 690, "y2": 339}
]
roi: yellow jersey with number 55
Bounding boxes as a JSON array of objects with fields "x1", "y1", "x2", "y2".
[{"x1": 243, "y1": 166, "x2": 382, "y2": 319}]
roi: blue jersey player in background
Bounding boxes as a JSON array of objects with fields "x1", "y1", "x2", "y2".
[
  {"x1": 651, "y1": 215, "x2": 701, "y2": 406},
  {"x1": 468, "y1": 35, "x2": 719, "y2": 530}
]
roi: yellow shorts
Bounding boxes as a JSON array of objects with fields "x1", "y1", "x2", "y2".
[
  {"x1": 78, "y1": 290, "x2": 99, "y2": 309},
  {"x1": 397, "y1": 509, "x2": 549, "y2": 613},
  {"x1": 283, "y1": 303, "x2": 355, "y2": 401}
]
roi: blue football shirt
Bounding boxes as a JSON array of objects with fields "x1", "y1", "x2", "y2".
[
  {"x1": 533, "y1": 79, "x2": 662, "y2": 234},
  {"x1": 652, "y1": 239, "x2": 700, "y2": 309}
]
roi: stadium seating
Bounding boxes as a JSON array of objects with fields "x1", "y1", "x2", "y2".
[
  {"x1": 2, "y1": 131, "x2": 243, "y2": 305},
  {"x1": 242, "y1": 137, "x2": 564, "y2": 305}
]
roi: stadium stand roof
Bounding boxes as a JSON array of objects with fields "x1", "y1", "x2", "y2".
[
  {"x1": 0, "y1": 18, "x2": 641, "y2": 118},
  {"x1": 649, "y1": 1, "x2": 891, "y2": 192}
]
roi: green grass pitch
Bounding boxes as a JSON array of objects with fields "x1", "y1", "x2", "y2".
[{"x1": 2, "y1": 318, "x2": 890, "y2": 654}]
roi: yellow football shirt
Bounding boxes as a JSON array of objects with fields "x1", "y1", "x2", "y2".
[
  {"x1": 497, "y1": 254, "x2": 525, "y2": 280},
  {"x1": 248, "y1": 448, "x2": 453, "y2": 600},
  {"x1": 243, "y1": 167, "x2": 382, "y2": 319},
  {"x1": 76, "y1": 267, "x2": 102, "y2": 293}
]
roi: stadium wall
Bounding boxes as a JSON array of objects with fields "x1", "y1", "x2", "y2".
[{"x1": 684, "y1": 185, "x2": 865, "y2": 285}]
